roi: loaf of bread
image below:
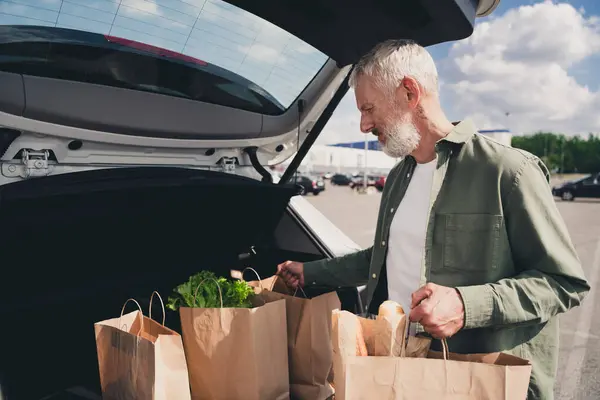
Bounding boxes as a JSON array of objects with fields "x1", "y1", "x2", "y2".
[
  {"x1": 358, "y1": 317, "x2": 377, "y2": 355},
  {"x1": 373, "y1": 300, "x2": 408, "y2": 357},
  {"x1": 378, "y1": 300, "x2": 405, "y2": 319},
  {"x1": 331, "y1": 310, "x2": 369, "y2": 357},
  {"x1": 355, "y1": 319, "x2": 369, "y2": 356}
]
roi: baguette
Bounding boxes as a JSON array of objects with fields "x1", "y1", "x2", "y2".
[
  {"x1": 332, "y1": 310, "x2": 369, "y2": 357},
  {"x1": 375, "y1": 300, "x2": 408, "y2": 357},
  {"x1": 355, "y1": 320, "x2": 369, "y2": 356}
]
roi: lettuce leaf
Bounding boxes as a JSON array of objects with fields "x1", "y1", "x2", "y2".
[{"x1": 166, "y1": 270, "x2": 254, "y2": 310}]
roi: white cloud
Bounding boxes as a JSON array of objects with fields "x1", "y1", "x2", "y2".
[
  {"x1": 201, "y1": 0, "x2": 320, "y2": 62},
  {"x1": 121, "y1": 0, "x2": 161, "y2": 16},
  {"x1": 239, "y1": 43, "x2": 286, "y2": 63},
  {"x1": 317, "y1": 88, "x2": 365, "y2": 145},
  {"x1": 319, "y1": 0, "x2": 600, "y2": 144},
  {"x1": 442, "y1": 0, "x2": 600, "y2": 135}
]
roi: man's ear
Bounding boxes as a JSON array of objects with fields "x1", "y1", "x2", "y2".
[{"x1": 401, "y1": 77, "x2": 421, "y2": 108}]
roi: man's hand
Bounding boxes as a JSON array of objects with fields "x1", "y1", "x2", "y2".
[
  {"x1": 276, "y1": 260, "x2": 305, "y2": 289},
  {"x1": 409, "y1": 283, "x2": 465, "y2": 339}
]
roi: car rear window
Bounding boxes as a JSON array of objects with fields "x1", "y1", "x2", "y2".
[{"x1": 0, "y1": 0, "x2": 329, "y2": 113}]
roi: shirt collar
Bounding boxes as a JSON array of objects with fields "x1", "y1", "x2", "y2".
[{"x1": 438, "y1": 119, "x2": 477, "y2": 146}]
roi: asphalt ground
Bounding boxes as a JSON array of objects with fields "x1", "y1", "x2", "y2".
[{"x1": 306, "y1": 183, "x2": 600, "y2": 400}]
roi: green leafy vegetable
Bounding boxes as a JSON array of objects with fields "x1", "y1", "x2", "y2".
[{"x1": 166, "y1": 270, "x2": 255, "y2": 311}]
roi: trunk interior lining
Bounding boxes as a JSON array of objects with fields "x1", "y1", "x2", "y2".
[{"x1": 0, "y1": 167, "x2": 359, "y2": 399}]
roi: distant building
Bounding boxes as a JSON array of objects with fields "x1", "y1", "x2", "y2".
[
  {"x1": 478, "y1": 129, "x2": 513, "y2": 146},
  {"x1": 289, "y1": 129, "x2": 513, "y2": 175},
  {"x1": 299, "y1": 142, "x2": 396, "y2": 175}
]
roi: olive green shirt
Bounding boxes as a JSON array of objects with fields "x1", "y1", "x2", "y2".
[{"x1": 304, "y1": 120, "x2": 590, "y2": 400}]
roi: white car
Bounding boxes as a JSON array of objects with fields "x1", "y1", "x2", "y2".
[{"x1": 0, "y1": 0, "x2": 499, "y2": 398}]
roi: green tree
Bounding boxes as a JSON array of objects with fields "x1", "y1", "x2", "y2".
[{"x1": 511, "y1": 132, "x2": 600, "y2": 173}]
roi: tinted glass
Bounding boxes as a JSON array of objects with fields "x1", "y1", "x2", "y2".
[{"x1": 0, "y1": 0, "x2": 329, "y2": 112}]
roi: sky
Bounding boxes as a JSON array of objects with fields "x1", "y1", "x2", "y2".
[
  {"x1": 1, "y1": 0, "x2": 599, "y2": 144},
  {"x1": 322, "y1": 0, "x2": 600, "y2": 144}
]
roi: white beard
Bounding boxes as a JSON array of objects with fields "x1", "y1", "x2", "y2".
[{"x1": 380, "y1": 118, "x2": 421, "y2": 158}]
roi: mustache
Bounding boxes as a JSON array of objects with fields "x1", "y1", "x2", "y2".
[{"x1": 371, "y1": 128, "x2": 382, "y2": 137}]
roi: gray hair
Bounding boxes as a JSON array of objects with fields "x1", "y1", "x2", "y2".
[{"x1": 348, "y1": 39, "x2": 439, "y2": 95}]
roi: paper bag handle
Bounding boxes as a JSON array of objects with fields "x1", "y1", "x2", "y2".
[
  {"x1": 242, "y1": 267, "x2": 265, "y2": 290},
  {"x1": 293, "y1": 286, "x2": 307, "y2": 298},
  {"x1": 441, "y1": 338, "x2": 449, "y2": 361},
  {"x1": 194, "y1": 278, "x2": 224, "y2": 308},
  {"x1": 149, "y1": 291, "x2": 166, "y2": 326},
  {"x1": 405, "y1": 322, "x2": 449, "y2": 360},
  {"x1": 119, "y1": 298, "x2": 144, "y2": 335}
]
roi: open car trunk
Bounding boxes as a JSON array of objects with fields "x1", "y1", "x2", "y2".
[{"x1": 0, "y1": 167, "x2": 360, "y2": 399}]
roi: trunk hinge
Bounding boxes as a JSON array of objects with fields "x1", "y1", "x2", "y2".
[
  {"x1": 2, "y1": 149, "x2": 53, "y2": 179},
  {"x1": 22, "y1": 149, "x2": 51, "y2": 178}
]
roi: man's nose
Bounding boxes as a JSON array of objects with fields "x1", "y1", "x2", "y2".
[{"x1": 360, "y1": 116, "x2": 374, "y2": 134}]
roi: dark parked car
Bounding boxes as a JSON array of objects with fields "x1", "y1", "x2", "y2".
[
  {"x1": 552, "y1": 173, "x2": 600, "y2": 201},
  {"x1": 297, "y1": 175, "x2": 326, "y2": 195},
  {"x1": 330, "y1": 173, "x2": 353, "y2": 186}
]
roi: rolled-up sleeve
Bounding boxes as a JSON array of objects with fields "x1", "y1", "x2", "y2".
[
  {"x1": 457, "y1": 157, "x2": 590, "y2": 330},
  {"x1": 304, "y1": 247, "x2": 373, "y2": 288}
]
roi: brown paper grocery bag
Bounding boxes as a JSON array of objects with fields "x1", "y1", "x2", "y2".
[
  {"x1": 235, "y1": 269, "x2": 341, "y2": 400},
  {"x1": 95, "y1": 294, "x2": 191, "y2": 400},
  {"x1": 332, "y1": 310, "x2": 532, "y2": 400},
  {"x1": 358, "y1": 301, "x2": 407, "y2": 358},
  {"x1": 179, "y1": 279, "x2": 289, "y2": 400}
]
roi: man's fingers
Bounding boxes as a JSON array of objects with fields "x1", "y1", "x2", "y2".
[
  {"x1": 409, "y1": 302, "x2": 426, "y2": 323},
  {"x1": 411, "y1": 283, "x2": 435, "y2": 309},
  {"x1": 276, "y1": 261, "x2": 292, "y2": 272},
  {"x1": 421, "y1": 323, "x2": 450, "y2": 340},
  {"x1": 275, "y1": 260, "x2": 304, "y2": 289},
  {"x1": 409, "y1": 297, "x2": 435, "y2": 323}
]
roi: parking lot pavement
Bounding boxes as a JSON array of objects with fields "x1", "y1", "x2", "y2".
[
  {"x1": 307, "y1": 184, "x2": 600, "y2": 400},
  {"x1": 305, "y1": 185, "x2": 381, "y2": 248}
]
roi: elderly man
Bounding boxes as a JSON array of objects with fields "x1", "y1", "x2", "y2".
[{"x1": 277, "y1": 39, "x2": 590, "y2": 399}]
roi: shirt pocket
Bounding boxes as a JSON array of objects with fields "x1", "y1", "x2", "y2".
[{"x1": 439, "y1": 213, "x2": 503, "y2": 271}]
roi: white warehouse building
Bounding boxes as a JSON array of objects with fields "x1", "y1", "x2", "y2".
[{"x1": 293, "y1": 129, "x2": 513, "y2": 175}]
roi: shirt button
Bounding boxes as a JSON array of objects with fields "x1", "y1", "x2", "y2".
[
  {"x1": 407, "y1": 173, "x2": 411, "y2": 178},
  {"x1": 372, "y1": 273, "x2": 377, "y2": 279},
  {"x1": 381, "y1": 240, "x2": 386, "y2": 246},
  {"x1": 390, "y1": 207, "x2": 394, "y2": 212}
]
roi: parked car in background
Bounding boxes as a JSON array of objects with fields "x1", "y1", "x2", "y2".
[
  {"x1": 552, "y1": 173, "x2": 600, "y2": 201},
  {"x1": 349, "y1": 175, "x2": 379, "y2": 189},
  {"x1": 323, "y1": 172, "x2": 333, "y2": 180},
  {"x1": 375, "y1": 176, "x2": 386, "y2": 192},
  {"x1": 330, "y1": 173, "x2": 353, "y2": 186},
  {"x1": 296, "y1": 175, "x2": 326, "y2": 195}
]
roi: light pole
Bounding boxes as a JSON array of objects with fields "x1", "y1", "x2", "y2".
[
  {"x1": 560, "y1": 136, "x2": 565, "y2": 174},
  {"x1": 363, "y1": 135, "x2": 368, "y2": 191}
]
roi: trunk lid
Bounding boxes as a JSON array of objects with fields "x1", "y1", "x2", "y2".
[{"x1": 0, "y1": 0, "x2": 499, "y2": 180}]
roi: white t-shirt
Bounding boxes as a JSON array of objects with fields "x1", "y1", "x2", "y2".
[{"x1": 385, "y1": 158, "x2": 436, "y2": 331}]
